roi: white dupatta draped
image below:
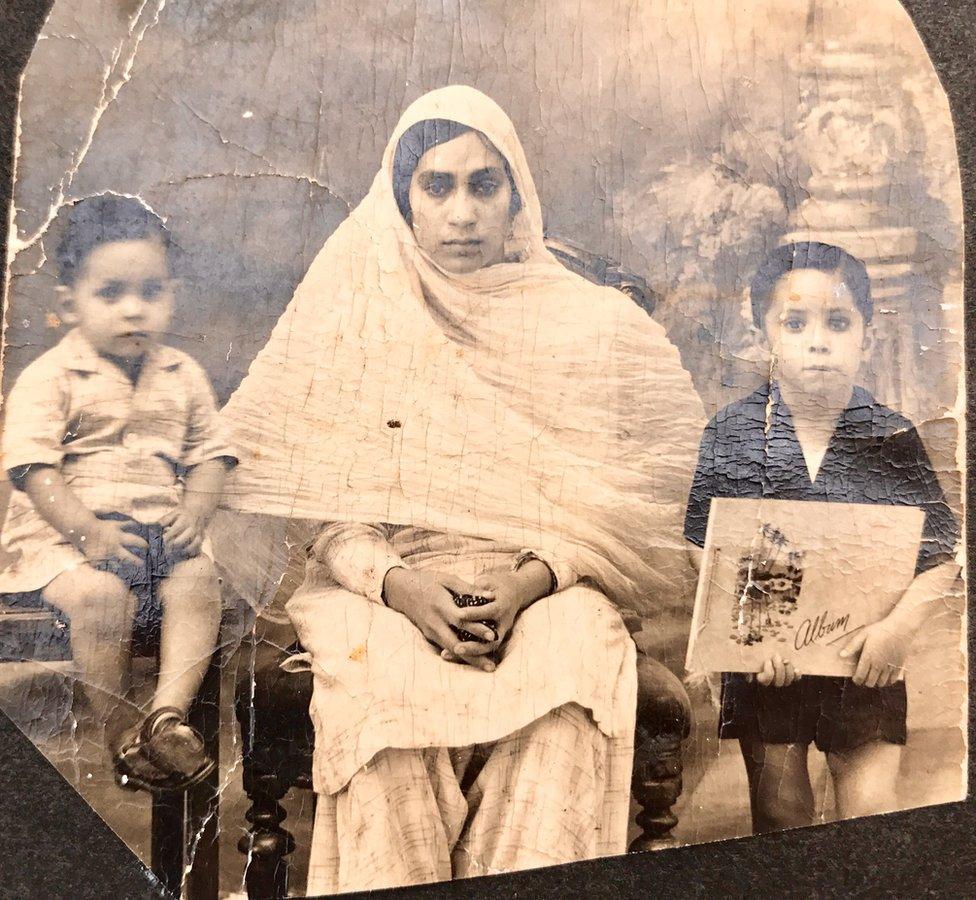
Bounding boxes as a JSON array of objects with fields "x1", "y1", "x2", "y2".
[{"x1": 220, "y1": 85, "x2": 705, "y2": 618}]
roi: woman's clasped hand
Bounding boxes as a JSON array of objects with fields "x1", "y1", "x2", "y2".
[
  {"x1": 382, "y1": 560, "x2": 552, "y2": 672},
  {"x1": 382, "y1": 567, "x2": 500, "y2": 670}
]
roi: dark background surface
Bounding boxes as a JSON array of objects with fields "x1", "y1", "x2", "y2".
[{"x1": 0, "y1": 1, "x2": 972, "y2": 898}]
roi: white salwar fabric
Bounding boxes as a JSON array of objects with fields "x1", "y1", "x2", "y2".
[
  {"x1": 219, "y1": 85, "x2": 705, "y2": 890},
  {"x1": 285, "y1": 537, "x2": 637, "y2": 891},
  {"x1": 304, "y1": 704, "x2": 629, "y2": 894}
]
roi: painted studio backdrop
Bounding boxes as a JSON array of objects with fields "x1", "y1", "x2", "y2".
[{"x1": 0, "y1": 1, "x2": 965, "y2": 898}]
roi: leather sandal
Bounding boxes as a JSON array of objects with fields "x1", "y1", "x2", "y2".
[
  {"x1": 138, "y1": 707, "x2": 215, "y2": 789},
  {"x1": 112, "y1": 708, "x2": 214, "y2": 793},
  {"x1": 112, "y1": 721, "x2": 184, "y2": 794}
]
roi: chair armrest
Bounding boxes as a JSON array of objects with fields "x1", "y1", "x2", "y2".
[{"x1": 635, "y1": 651, "x2": 692, "y2": 742}]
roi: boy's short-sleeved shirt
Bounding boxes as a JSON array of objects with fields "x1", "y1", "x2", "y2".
[
  {"x1": 0, "y1": 328, "x2": 236, "y2": 593},
  {"x1": 684, "y1": 382, "x2": 959, "y2": 575}
]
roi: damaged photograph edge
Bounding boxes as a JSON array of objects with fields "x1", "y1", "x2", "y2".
[{"x1": 0, "y1": 1, "x2": 972, "y2": 898}]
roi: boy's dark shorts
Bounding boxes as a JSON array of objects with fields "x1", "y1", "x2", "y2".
[
  {"x1": 91, "y1": 513, "x2": 195, "y2": 641},
  {"x1": 1, "y1": 514, "x2": 194, "y2": 658},
  {"x1": 719, "y1": 672, "x2": 908, "y2": 753}
]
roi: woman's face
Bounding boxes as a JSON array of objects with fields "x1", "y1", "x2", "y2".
[{"x1": 408, "y1": 130, "x2": 514, "y2": 274}]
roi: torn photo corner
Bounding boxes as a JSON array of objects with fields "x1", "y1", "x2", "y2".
[{"x1": 0, "y1": 0, "x2": 965, "y2": 897}]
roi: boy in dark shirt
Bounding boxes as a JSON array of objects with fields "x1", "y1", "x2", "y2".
[{"x1": 684, "y1": 242, "x2": 960, "y2": 832}]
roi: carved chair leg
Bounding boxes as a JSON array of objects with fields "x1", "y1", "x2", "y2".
[
  {"x1": 238, "y1": 773, "x2": 295, "y2": 900},
  {"x1": 629, "y1": 731, "x2": 684, "y2": 852}
]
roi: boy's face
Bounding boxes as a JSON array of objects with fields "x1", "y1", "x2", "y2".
[
  {"x1": 762, "y1": 268, "x2": 870, "y2": 403},
  {"x1": 66, "y1": 238, "x2": 174, "y2": 358}
]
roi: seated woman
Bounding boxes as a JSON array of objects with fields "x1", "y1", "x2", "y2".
[{"x1": 220, "y1": 86, "x2": 705, "y2": 893}]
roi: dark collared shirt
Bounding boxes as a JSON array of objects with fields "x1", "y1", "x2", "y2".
[{"x1": 684, "y1": 383, "x2": 958, "y2": 575}]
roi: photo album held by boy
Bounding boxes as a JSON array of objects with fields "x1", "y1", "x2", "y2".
[{"x1": 686, "y1": 498, "x2": 925, "y2": 676}]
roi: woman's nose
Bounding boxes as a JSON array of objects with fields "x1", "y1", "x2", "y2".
[{"x1": 446, "y1": 191, "x2": 477, "y2": 226}]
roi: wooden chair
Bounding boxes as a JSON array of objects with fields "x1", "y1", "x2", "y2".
[
  {"x1": 233, "y1": 241, "x2": 692, "y2": 899},
  {"x1": 0, "y1": 595, "x2": 221, "y2": 900},
  {"x1": 235, "y1": 624, "x2": 690, "y2": 899}
]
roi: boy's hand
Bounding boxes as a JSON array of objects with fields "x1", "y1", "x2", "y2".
[
  {"x1": 748, "y1": 654, "x2": 799, "y2": 688},
  {"x1": 80, "y1": 519, "x2": 148, "y2": 568},
  {"x1": 159, "y1": 507, "x2": 207, "y2": 557},
  {"x1": 839, "y1": 618, "x2": 911, "y2": 688}
]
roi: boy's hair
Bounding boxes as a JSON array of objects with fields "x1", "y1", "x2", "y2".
[
  {"x1": 750, "y1": 241, "x2": 872, "y2": 329},
  {"x1": 55, "y1": 193, "x2": 171, "y2": 286}
]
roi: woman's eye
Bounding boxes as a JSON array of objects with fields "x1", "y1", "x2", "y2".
[
  {"x1": 828, "y1": 315, "x2": 851, "y2": 332},
  {"x1": 471, "y1": 177, "x2": 500, "y2": 198},
  {"x1": 423, "y1": 175, "x2": 452, "y2": 198},
  {"x1": 95, "y1": 283, "x2": 125, "y2": 301},
  {"x1": 141, "y1": 280, "x2": 164, "y2": 300},
  {"x1": 783, "y1": 317, "x2": 805, "y2": 332}
]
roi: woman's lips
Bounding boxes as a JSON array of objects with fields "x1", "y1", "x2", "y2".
[{"x1": 442, "y1": 239, "x2": 482, "y2": 254}]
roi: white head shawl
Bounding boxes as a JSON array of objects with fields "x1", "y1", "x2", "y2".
[{"x1": 220, "y1": 85, "x2": 706, "y2": 617}]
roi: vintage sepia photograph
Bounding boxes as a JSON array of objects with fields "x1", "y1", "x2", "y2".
[{"x1": 0, "y1": 0, "x2": 966, "y2": 897}]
